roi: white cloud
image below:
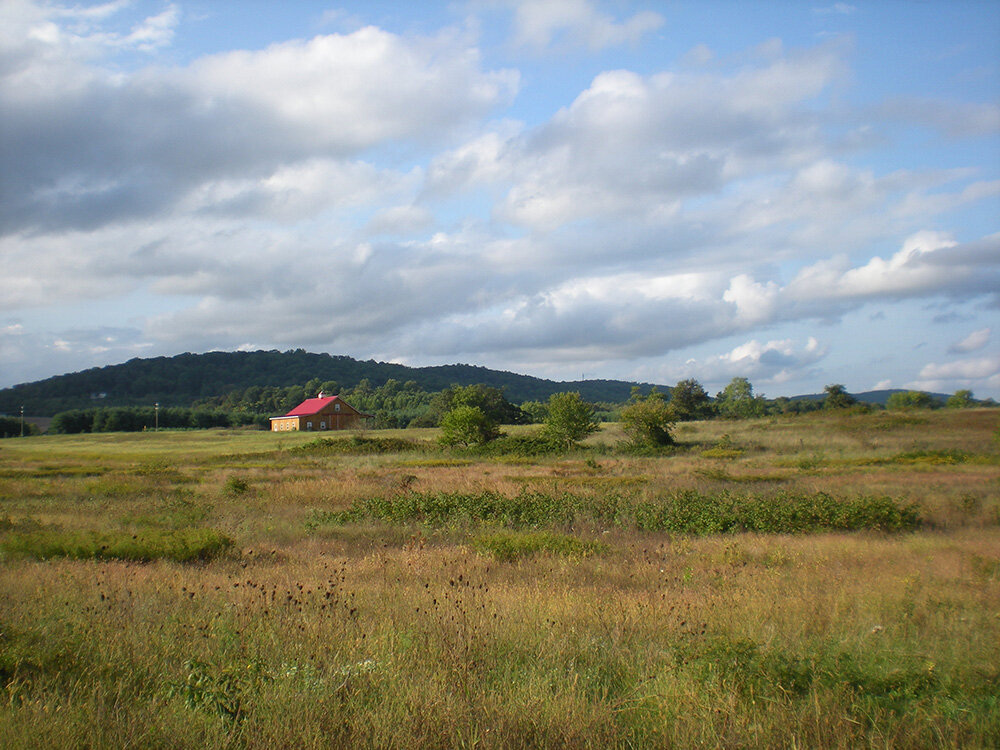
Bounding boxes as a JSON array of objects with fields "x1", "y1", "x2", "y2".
[
  {"x1": 507, "y1": 0, "x2": 663, "y2": 51},
  {"x1": 787, "y1": 231, "x2": 1000, "y2": 305},
  {"x1": 909, "y1": 355, "x2": 1000, "y2": 394},
  {"x1": 0, "y1": 12, "x2": 518, "y2": 234},
  {"x1": 479, "y1": 45, "x2": 847, "y2": 230},
  {"x1": 949, "y1": 328, "x2": 991, "y2": 354},
  {"x1": 367, "y1": 205, "x2": 435, "y2": 235},
  {"x1": 654, "y1": 337, "x2": 829, "y2": 390}
]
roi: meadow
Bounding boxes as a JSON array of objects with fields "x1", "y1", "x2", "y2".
[{"x1": 1, "y1": 409, "x2": 998, "y2": 748}]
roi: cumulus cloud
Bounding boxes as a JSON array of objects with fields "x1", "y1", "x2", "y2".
[
  {"x1": 949, "y1": 328, "x2": 991, "y2": 354},
  {"x1": 506, "y1": 0, "x2": 663, "y2": 51},
  {"x1": 0, "y1": 8, "x2": 518, "y2": 234},
  {"x1": 909, "y1": 355, "x2": 1000, "y2": 394},
  {"x1": 655, "y1": 338, "x2": 828, "y2": 391},
  {"x1": 786, "y1": 231, "x2": 1000, "y2": 306},
  {"x1": 479, "y1": 44, "x2": 847, "y2": 230}
]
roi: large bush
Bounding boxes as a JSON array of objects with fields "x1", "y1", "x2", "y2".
[
  {"x1": 438, "y1": 405, "x2": 501, "y2": 447},
  {"x1": 542, "y1": 392, "x2": 598, "y2": 448},
  {"x1": 620, "y1": 388, "x2": 676, "y2": 448}
]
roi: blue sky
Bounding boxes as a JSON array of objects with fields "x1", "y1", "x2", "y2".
[{"x1": 1, "y1": 0, "x2": 998, "y2": 399}]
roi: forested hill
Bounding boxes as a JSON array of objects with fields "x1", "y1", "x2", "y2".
[{"x1": 0, "y1": 350, "x2": 664, "y2": 416}]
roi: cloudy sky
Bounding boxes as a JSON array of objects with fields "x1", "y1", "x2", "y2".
[{"x1": 2, "y1": 0, "x2": 998, "y2": 398}]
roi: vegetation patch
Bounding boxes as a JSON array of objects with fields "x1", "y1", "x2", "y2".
[
  {"x1": 307, "y1": 489, "x2": 920, "y2": 535},
  {"x1": 291, "y1": 435, "x2": 424, "y2": 454},
  {"x1": 395, "y1": 458, "x2": 474, "y2": 468},
  {"x1": 631, "y1": 490, "x2": 921, "y2": 535},
  {"x1": 0, "y1": 466, "x2": 108, "y2": 479},
  {"x1": 677, "y1": 636, "x2": 998, "y2": 718},
  {"x1": 471, "y1": 530, "x2": 607, "y2": 561},
  {"x1": 699, "y1": 447, "x2": 745, "y2": 459},
  {"x1": 890, "y1": 449, "x2": 982, "y2": 465},
  {"x1": 307, "y1": 490, "x2": 579, "y2": 529},
  {"x1": 468, "y1": 433, "x2": 564, "y2": 457},
  {"x1": 0, "y1": 527, "x2": 233, "y2": 562},
  {"x1": 696, "y1": 468, "x2": 789, "y2": 483}
]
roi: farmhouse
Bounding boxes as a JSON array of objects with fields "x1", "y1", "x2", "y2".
[{"x1": 269, "y1": 393, "x2": 374, "y2": 432}]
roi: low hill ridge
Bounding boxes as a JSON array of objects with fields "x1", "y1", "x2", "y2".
[{"x1": 0, "y1": 350, "x2": 665, "y2": 416}]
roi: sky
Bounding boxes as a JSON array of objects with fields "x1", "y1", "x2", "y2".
[{"x1": 1, "y1": 0, "x2": 999, "y2": 399}]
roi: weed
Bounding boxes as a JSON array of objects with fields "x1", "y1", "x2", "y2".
[{"x1": 223, "y1": 475, "x2": 251, "y2": 496}]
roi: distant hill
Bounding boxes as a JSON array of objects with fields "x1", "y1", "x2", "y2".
[
  {"x1": 790, "y1": 389, "x2": 951, "y2": 407},
  {"x1": 0, "y1": 350, "x2": 667, "y2": 417}
]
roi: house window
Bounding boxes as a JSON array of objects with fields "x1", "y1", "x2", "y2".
[
  {"x1": 335, "y1": 403, "x2": 341, "y2": 412},
  {"x1": 306, "y1": 421, "x2": 313, "y2": 430},
  {"x1": 320, "y1": 421, "x2": 327, "y2": 429}
]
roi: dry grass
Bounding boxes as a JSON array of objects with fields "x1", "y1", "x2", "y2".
[{"x1": 1, "y1": 409, "x2": 998, "y2": 747}]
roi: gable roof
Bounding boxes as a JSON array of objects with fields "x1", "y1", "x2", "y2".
[
  {"x1": 277, "y1": 395, "x2": 373, "y2": 419},
  {"x1": 283, "y1": 396, "x2": 338, "y2": 417}
]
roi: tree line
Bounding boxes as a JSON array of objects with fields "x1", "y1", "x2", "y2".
[{"x1": 35, "y1": 375, "x2": 990, "y2": 436}]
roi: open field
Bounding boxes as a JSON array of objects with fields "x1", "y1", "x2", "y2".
[{"x1": 1, "y1": 409, "x2": 999, "y2": 747}]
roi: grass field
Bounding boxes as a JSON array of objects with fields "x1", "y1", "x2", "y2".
[{"x1": 1, "y1": 409, "x2": 998, "y2": 747}]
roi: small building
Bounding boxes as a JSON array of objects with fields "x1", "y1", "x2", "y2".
[{"x1": 269, "y1": 393, "x2": 374, "y2": 432}]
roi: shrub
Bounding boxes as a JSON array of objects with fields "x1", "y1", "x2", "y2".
[
  {"x1": 620, "y1": 389, "x2": 676, "y2": 449},
  {"x1": 472, "y1": 433, "x2": 563, "y2": 457},
  {"x1": 887, "y1": 391, "x2": 937, "y2": 410},
  {"x1": 542, "y1": 392, "x2": 599, "y2": 448},
  {"x1": 439, "y1": 406, "x2": 500, "y2": 447}
]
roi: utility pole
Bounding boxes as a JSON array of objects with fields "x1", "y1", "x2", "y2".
[
  {"x1": 20, "y1": 405, "x2": 24, "y2": 437},
  {"x1": 155, "y1": 402, "x2": 159, "y2": 431}
]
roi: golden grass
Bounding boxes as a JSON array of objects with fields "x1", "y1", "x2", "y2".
[{"x1": 0, "y1": 409, "x2": 998, "y2": 747}]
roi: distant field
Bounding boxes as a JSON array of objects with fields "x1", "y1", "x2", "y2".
[{"x1": 1, "y1": 409, "x2": 998, "y2": 748}]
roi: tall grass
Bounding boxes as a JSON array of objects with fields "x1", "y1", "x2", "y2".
[{"x1": 0, "y1": 409, "x2": 997, "y2": 747}]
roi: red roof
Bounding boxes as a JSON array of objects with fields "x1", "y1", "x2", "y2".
[{"x1": 284, "y1": 396, "x2": 338, "y2": 417}]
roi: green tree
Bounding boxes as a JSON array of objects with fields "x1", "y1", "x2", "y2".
[
  {"x1": 670, "y1": 378, "x2": 712, "y2": 421},
  {"x1": 417, "y1": 384, "x2": 524, "y2": 427},
  {"x1": 438, "y1": 406, "x2": 500, "y2": 447},
  {"x1": 946, "y1": 389, "x2": 975, "y2": 408},
  {"x1": 543, "y1": 392, "x2": 599, "y2": 449},
  {"x1": 715, "y1": 377, "x2": 766, "y2": 419},
  {"x1": 886, "y1": 390, "x2": 934, "y2": 410},
  {"x1": 620, "y1": 388, "x2": 676, "y2": 448},
  {"x1": 823, "y1": 384, "x2": 856, "y2": 410},
  {"x1": 519, "y1": 400, "x2": 548, "y2": 424}
]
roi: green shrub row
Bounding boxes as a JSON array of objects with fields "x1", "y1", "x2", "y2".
[
  {"x1": 630, "y1": 491, "x2": 921, "y2": 534},
  {"x1": 291, "y1": 435, "x2": 424, "y2": 454},
  {"x1": 307, "y1": 490, "x2": 921, "y2": 535},
  {"x1": 0, "y1": 527, "x2": 234, "y2": 562}
]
